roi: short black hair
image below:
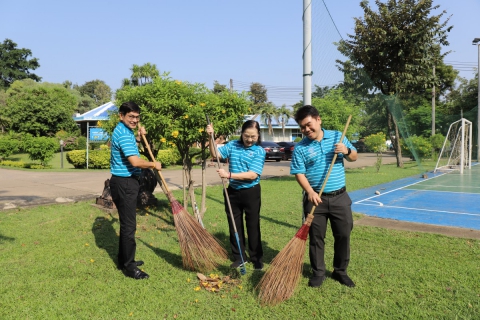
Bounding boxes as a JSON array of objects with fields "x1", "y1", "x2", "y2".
[
  {"x1": 294, "y1": 105, "x2": 319, "y2": 123},
  {"x1": 119, "y1": 101, "x2": 140, "y2": 115},
  {"x1": 239, "y1": 120, "x2": 262, "y2": 145}
]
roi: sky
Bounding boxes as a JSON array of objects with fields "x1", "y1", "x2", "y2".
[{"x1": 1, "y1": 0, "x2": 479, "y2": 107}]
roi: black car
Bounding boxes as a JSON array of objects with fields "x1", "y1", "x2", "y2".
[
  {"x1": 277, "y1": 141, "x2": 297, "y2": 160},
  {"x1": 260, "y1": 141, "x2": 285, "y2": 162},
  {"x1": 352, "y1": 140, "x2": 367, "y2": 153}
]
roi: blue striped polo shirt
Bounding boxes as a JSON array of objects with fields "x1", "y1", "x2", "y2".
[
  {"x1": 110, "y1": 122, "x2": 141, "y2": 177},
  {"x1": 219, "y1": 140, "x2": 266, "y2": 190},
  {"x1": 290, "y1": 129, "x2": 356, "y2": 193}
]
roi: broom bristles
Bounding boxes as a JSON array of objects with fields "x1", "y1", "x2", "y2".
[
  {"x1": 168, "y1": 193, "x2": 228, "y2": 272},
  {"x1": 256, "y1": 214, "x2": 314, "y2": 306},
  {"x1": 256, "y1": 234, "x2": 308, "y2": 306}
]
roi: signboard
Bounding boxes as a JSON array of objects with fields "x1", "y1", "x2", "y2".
[{"x1": 89, "y1": 127, "x2": 109, "y2": 141}]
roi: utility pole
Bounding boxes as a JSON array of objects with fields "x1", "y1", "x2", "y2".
[
  {"x1": 303, "y1": 0, "x2": 312, "y2": 106},
  {"x1": 230, "y1": 79, "x2": 233, "y2": 93},
  {"x1": 473, "y1": 38, "x2": 480, "y2": 160}
]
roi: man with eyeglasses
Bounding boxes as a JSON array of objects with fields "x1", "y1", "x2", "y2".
[
  {"x1": 291, "y1": 105, "x2": 357, "y2": 288},
  {"x1": 109, "y1": 101, "x2": 162, "y2": 280}
]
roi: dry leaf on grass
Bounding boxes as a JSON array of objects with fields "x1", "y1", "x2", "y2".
[{"x1": 195, "y1": 273, "x2": 241, "y2": 293}]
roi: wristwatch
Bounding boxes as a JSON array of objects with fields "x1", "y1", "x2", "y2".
[{"x1": 346, "y1": 148, "x2": 352, "y2": 156}]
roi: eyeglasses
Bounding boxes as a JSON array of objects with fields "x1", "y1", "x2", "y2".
[
  {"x1": 242, "y1": 134, "x2": 258, "y2": 140},
  {"x1": 125, "y1": 114, "x2": 140, "y2": 121}
]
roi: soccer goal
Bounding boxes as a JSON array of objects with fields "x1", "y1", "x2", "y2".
[{"x1": 434, "y1": 118, "x2": 472, "y2": 174}]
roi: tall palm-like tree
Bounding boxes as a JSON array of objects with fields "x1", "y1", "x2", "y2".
[
  {"x1": 276, "y1": 105, "x2": 292, "y2": 140},
  {"x1": 129, "y1": 63, "x2": 160, "y2": 86},
  {"x1": 259, "y1": 102, "x2": 278, "y2": 136}
]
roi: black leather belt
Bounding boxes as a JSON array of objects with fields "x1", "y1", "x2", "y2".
[
  {"x1": 321, "y1": 186, "x2": 346, "y2": 197},
  {"x1": 112, "y1": 175, "x2": 141, "y2": 181}
]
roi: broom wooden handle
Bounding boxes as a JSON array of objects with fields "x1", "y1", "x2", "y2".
[
  {"x1": 138, "y1": 124, "x2": 171, "y2": 194},
  {"x1": 307, "y1": 115, "x2": 352, "y2": 216}
]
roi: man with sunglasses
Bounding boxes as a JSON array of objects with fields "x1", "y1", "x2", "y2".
[{"x1": 110, "y1": 101, "x2": 162, "y2": 280}]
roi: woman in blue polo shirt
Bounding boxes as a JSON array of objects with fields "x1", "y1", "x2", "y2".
[{"x1": 206, "y1": 120, "x2": 266, "y2": 270}]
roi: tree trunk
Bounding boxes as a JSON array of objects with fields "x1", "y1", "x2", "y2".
[
  {"x1": 200, "y1": 157, "x2": 207, "y2": 220},
  {"x1": 387, "y1": 109, "x2": 404, "y2": 168}
]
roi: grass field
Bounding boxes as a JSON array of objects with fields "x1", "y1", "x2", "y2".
[{"x1": 0, "y1": 162, "x2": 479, "y2": 319}]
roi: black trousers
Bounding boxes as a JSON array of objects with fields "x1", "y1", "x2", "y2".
[
  {"x1": 110, "y1": 175, "x2": 140, "y2": 271},
  {"x1": 224, "y1": 184, "x2": 263, "y2": 264},
  {"x1": 303, "y1": 191, "x2": 353, "y2": 277}
]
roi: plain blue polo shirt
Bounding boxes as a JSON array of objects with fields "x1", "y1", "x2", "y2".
[
  {"x1": 110, "y1": 122, "x2": 141, "y2": 177},
  {"x1": 290, "y1": 129, "x2": 356, "y2": 193},
  {"x1": 219, "y1": 140, "x2": 266, "y2": 190}
]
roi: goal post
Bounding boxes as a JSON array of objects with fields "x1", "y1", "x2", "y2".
[{"x1": 434, "y1": 118, "x2": 472, "y2": 174}]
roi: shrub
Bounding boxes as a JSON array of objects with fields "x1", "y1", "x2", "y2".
[
  {"x1": 402, "y1": 135, "x2": 433, "y2": 159},
  {"x1": 23, "y1": 136, "x2": 59, "y2": 166},
  {"x1": 364, "y1": 132, "x2": 387, "y2": 173},
  {"x1": 0, "y1": 135, "x2": 20, "y2": 160},
  {"x1": 88, "y1": 149, "x2": 110, "y2": 169},
  {"x1": 156, "y1": 149, "x2": 181, "y2": 167},
  {"x1": 294, "y1": 137, "x2": 302, "y2": 142},
  {"x1": 430, "y1": 133, "x2": 445, "y2": 151},
  {"x1": 76, "y1": 136, "x2": 87, "y2": 150},
  {"x1": 0, "y1": 160, "x2": 26, "y2": 168},
  {"x1": 55, "y1": 130, "x2": 79, "y2": 151},
  {"x1": 66, "y1": 149, "x2": 111, "y2": 169},
  {"x1": 364, "y1": 132, "x2": 387, "y2": 154}
]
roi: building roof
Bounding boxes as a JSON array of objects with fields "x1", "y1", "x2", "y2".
[
  {"x1": 73, "y1": 101, "x2": 118, "y2": 122},
  {"x1": 244, "y1": 114, "x2": 299, "y2": 129}
]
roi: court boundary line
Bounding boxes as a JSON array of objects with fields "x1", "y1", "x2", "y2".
[
  {"x1": 356, "y1": 202, "x2": 480, "y2": 217},
  {"x1": 354, "y1": 171, "x2": 449, "y2": 204}
]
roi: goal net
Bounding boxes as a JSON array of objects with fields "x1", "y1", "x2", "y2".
[{"x1": 434, "y1": 118, "x2": 472, "y2": 174}]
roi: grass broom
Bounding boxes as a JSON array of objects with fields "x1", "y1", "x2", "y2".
[
  {"x1": 139, "y1": 128, "x2": 228, "y2": 272},
  {"x1": 256, "y1": 115, "x2": 352, "y2": 306},
  {"x1": 206, "y1": 114, "x2": 247, "y2": 275}
]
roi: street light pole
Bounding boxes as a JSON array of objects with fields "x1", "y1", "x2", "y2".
[
  {"x1": 60, "y1": 140, "x2": 64, "y2": 169},
  {"x1": 474, "y1": 38, "x2": 480, "y2": 161}
]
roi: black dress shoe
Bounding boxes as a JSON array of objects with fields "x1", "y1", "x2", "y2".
[
  {"x1": 308, "y1": 275, "x2": 326, "y2": 287},
  {"x1": 331, "y1": 272, "x2": 355, "y2": 287},
  {"x1": 123, "y1": 268, "x2": 149, "y2": 280}
]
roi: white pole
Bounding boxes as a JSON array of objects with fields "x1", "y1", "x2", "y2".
[
  {"x1": 461, "y1": 118, "x2": 465, "y2": 174},
  {"x1": 477, "y1": 43, "x2": 480, "y2": 161},
  {"x1": 86, "y1": 122, "x2": 89, "y2": 169},
  {"x1": 303, "y1": 0, "x2": 312, "y2": 106},
  {"x1": 469, "y1": 119, "x2": 472, "y2": 169}
]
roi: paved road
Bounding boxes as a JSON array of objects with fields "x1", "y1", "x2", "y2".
[{"x1": 0, "y1": 152, "x2": 401, "y2": 210}]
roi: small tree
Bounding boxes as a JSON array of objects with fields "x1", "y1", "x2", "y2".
[
  {"x1": 23, "y1": 136, "x2": 59, "y2": 166},
  {"x1": 364, "y1": 132, "x2": 387, "y2": 172},
  {"x1": 112, "y1": 74, "x2": 250, "y2": 216}
]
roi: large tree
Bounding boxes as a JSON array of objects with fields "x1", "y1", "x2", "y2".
[
  {"x1": 0, "y1": 39, "x2": 41, "y2": 90},
  {"x1": 249, "y1": 82, "x2": 268, "y2": 113},
  {"x1": 5, "y1": 80, "x2": 78, "y2": 136},
  {"x1": 76, "y1": 79, "x2": 112, "y2": 104},
  {"x1": 337, "y1": 0, "x2": 452, "y2": 167}
]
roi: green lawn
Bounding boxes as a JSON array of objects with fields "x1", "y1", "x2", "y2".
[{"x1": 0, "y1": 162, "x2": 479, "y2": 319}]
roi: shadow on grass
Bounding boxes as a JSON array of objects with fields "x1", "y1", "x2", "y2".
[
  {"x1": 0, "y1": 233, "x2": 15, "y2": 243},
  {"x1": 92, "y1": 215, "x2": 119, "y2": 268},
  {"x1": 260, "y1": 215, "x2": 299, "y2": 230},
  {"x1": 138, "y1": 239, "x2": 184, "y2": 269},
  {"x1": 137, "y1": 198, "x2": 175, "y2": 228}
]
